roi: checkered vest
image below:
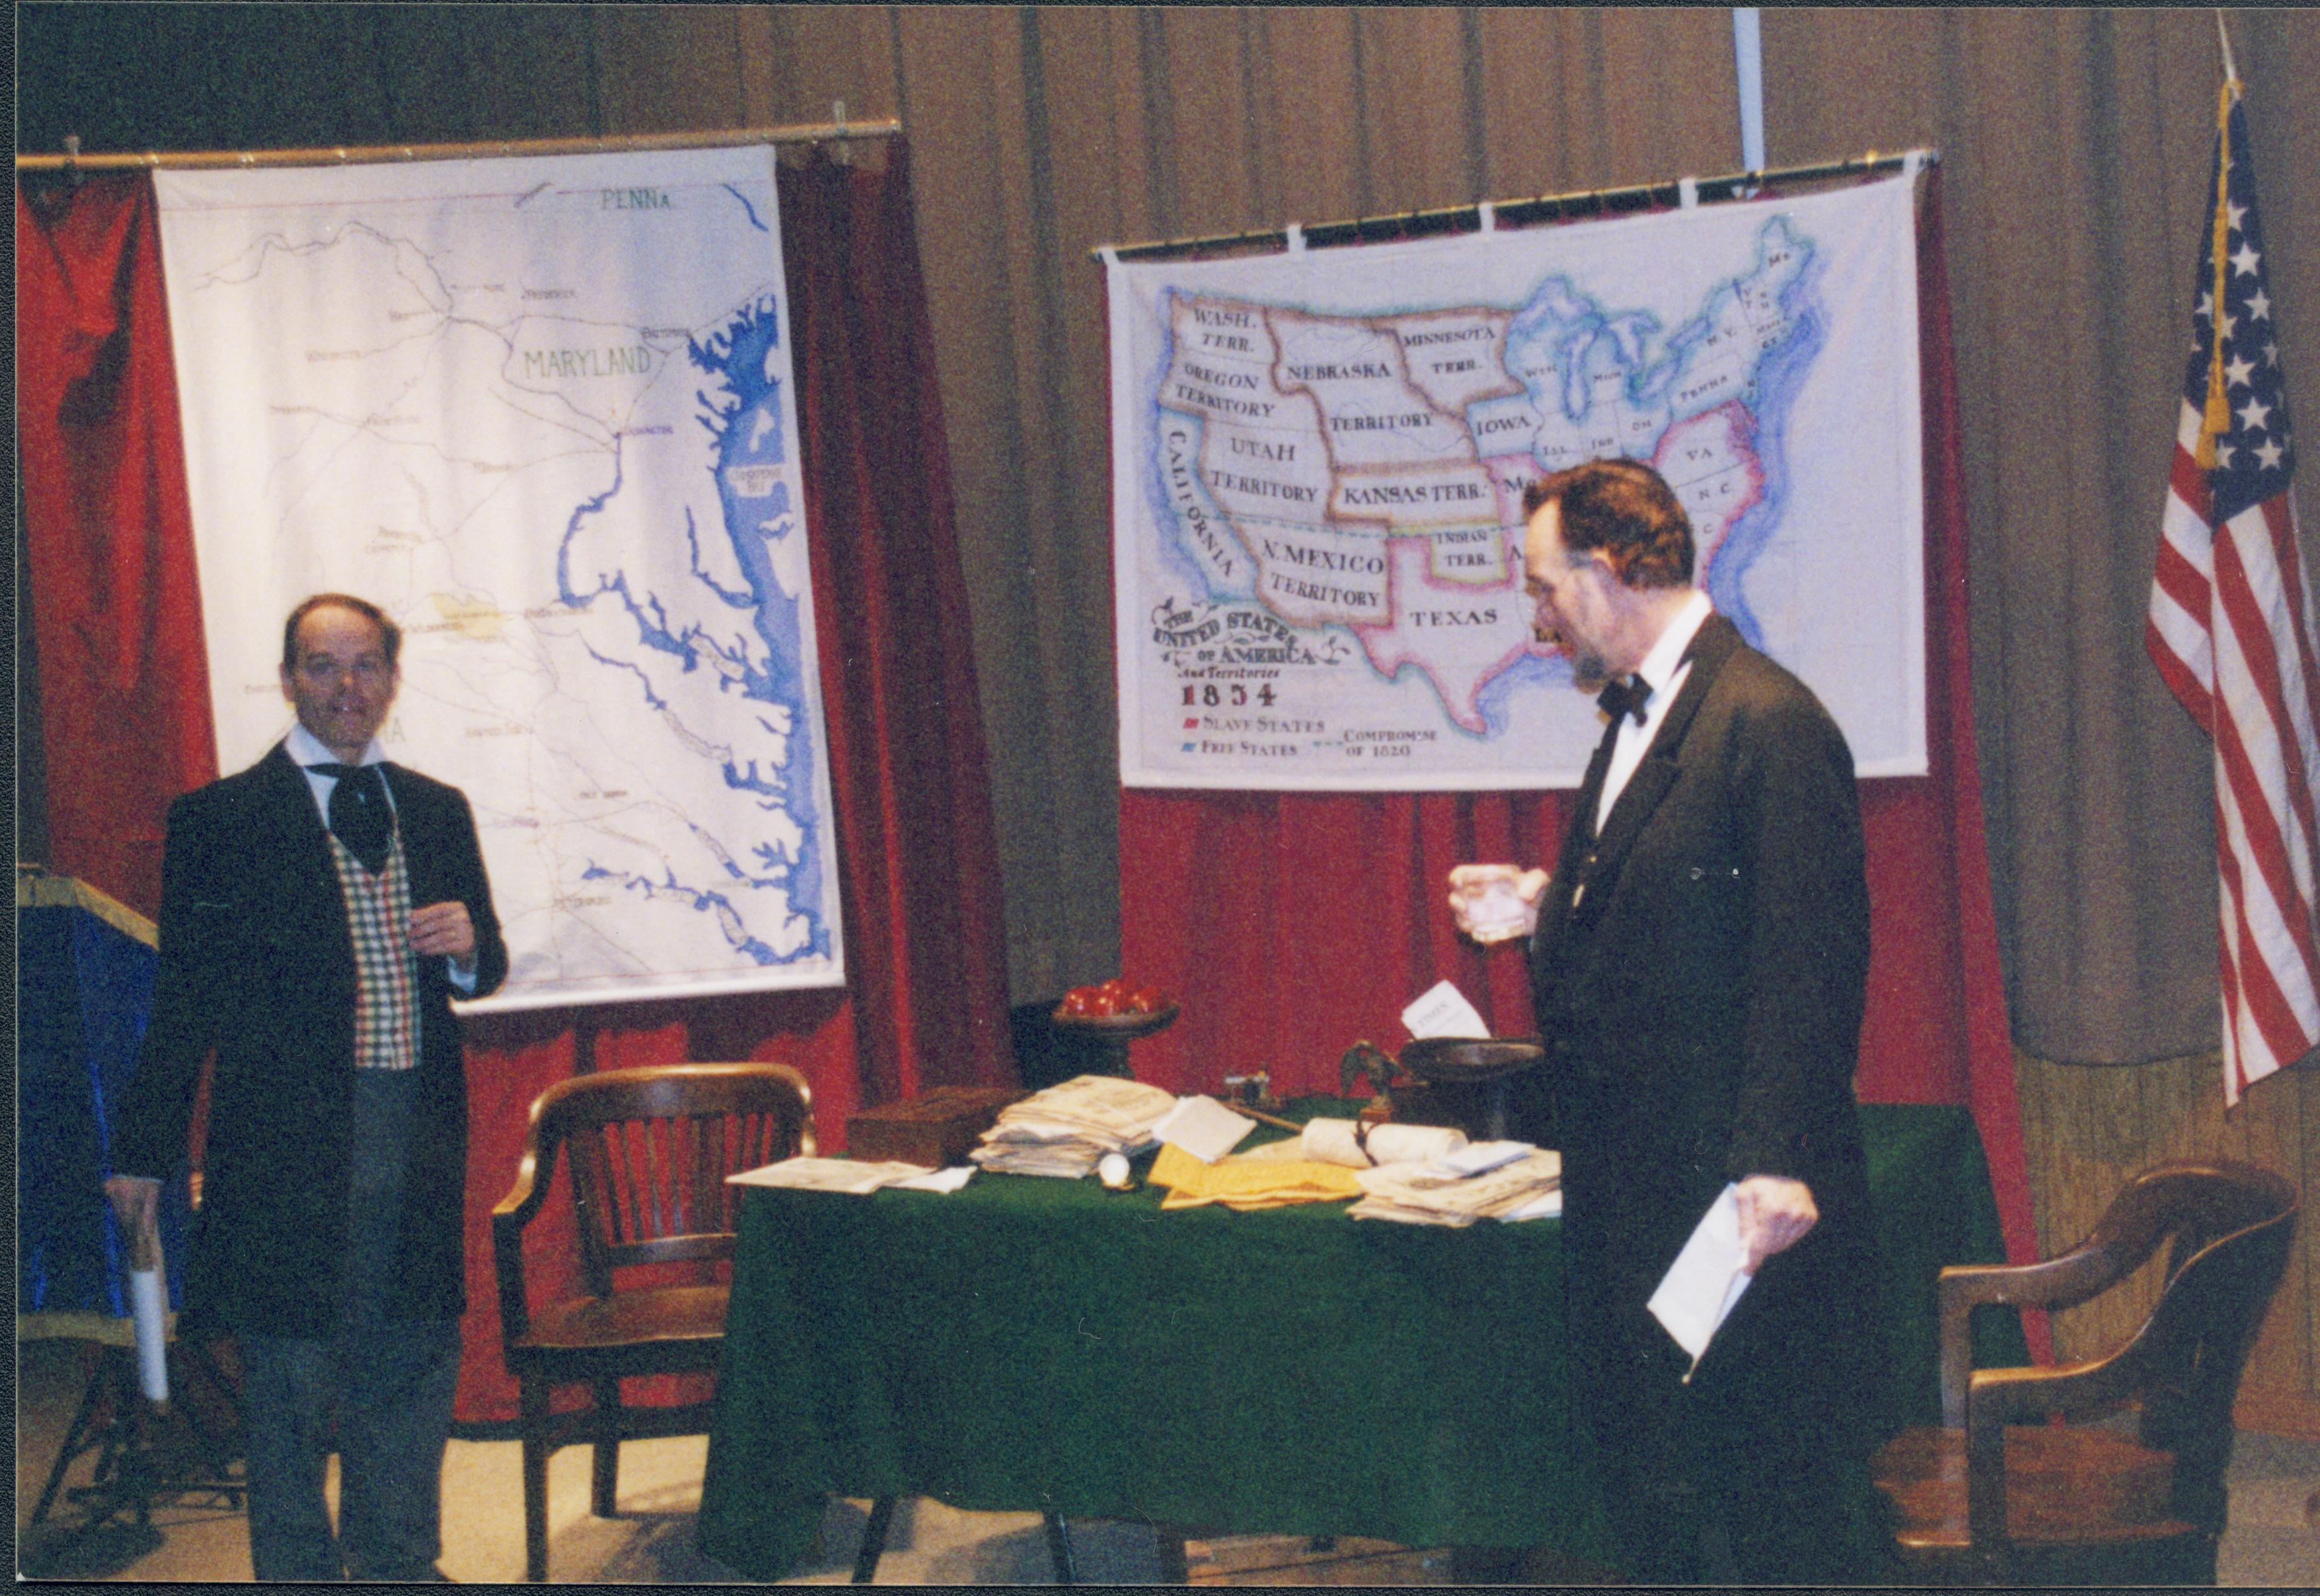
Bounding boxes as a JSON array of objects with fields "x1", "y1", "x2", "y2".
[{"x1": 324, "y1": 829, "x2": 420, "y2": 1071}]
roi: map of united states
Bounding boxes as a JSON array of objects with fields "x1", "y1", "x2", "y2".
[{"x1": 1152, "y1": 215, "x2": 1816, "y2": 733}]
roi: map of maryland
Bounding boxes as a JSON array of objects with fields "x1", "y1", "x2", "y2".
[{"x1": 1150, "y1": 215, "x2": 1816, "y2": 734}]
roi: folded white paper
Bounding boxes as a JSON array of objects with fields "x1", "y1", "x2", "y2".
[
  {"x1": 1495, "y1": 1188, "x2": 1563, "y2": 1221},
  {"x1": 1647, "y1": 1183, "x2": 1753, "y2": 1378},
  {"x1": 1150, "y1": 1095, "x2": 1257, "y2": 1163},
  {"x1": 1401, "y1": 979, "x2": 1490, "y2": 1040},
  {"x1": 1302, "y1": 1117, "x2": 1468, "y2": 1168},
  {"x1": 1428, "y1": 1140, "x2": 1532, "y2": 1179},
  {"x1": 130, "y1": 1266, "x2": 170, "y2": 1402},
  {"x1": 890, "y1": 1165, "x2": 977, "y2": 1194}
]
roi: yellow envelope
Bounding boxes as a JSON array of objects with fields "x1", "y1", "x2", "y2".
[{"x1": 1148, "y1": 1142, "x2": 1362, "y2": 1210}]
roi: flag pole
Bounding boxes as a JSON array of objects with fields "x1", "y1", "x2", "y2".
[{"x1": 2216, "y1": 9, "x2": 2241, "y2": 89}]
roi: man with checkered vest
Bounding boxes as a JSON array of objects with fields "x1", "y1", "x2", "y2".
[{"x1": 108, "y1": 593, "x2": 507, "y2": 1581}]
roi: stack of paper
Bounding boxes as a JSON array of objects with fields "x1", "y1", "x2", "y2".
[
  {"x1": 1348, "y1": 1145, "x2": 1562, "y2": 1227},
  {"x1": 1146, "y1": 1142, "x2": 1363, "y2": 1211},
  {"x1": 969, "y1": 1075, "x2": 1179, "y2": 1179}
]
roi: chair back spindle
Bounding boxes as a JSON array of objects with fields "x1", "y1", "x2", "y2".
[
  {"x1": 518, "y1": 1064, "x2": 814, "y2": 1301},
  {"x1": 488, "y1": 1062, "x2": 813, "y2": 1585}
]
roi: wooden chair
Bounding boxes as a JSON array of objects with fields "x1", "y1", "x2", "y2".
[
  {"x1": 492, "y1": 1062, "x2": 812, "y2": 1583},
  {"x1": 1871, "y1": 1158, "x2": 2297, "y2": 1586}
]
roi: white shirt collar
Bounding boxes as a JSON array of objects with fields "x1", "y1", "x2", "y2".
[
  {"x1": 1631, "y1": 589, "x2": 1714, "y2": 696},
  {"x1": 286, "y1": 723, "x2": 387, "y2": 769}
]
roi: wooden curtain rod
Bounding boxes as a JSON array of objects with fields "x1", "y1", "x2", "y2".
[
  {"x1": 1091, "y1": 147, "x2": 1937, "y2": 264},
  {"x1": 16, "y1": 117, "x2": 902, "y2": 173}
]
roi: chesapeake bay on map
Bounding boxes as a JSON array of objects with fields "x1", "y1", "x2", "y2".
[
  {"x1": 1107, "y1": 174, "x2": 1926, "y2": 790},
  {"x1": 155, "y1": 149, "x2": 843, "y2": 1008}
]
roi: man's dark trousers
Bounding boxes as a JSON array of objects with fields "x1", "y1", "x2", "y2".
[{"x1": 237, "y1": 1065, "x2": 459, "y2": 1581}]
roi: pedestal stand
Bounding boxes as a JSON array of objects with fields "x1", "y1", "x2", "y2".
[{"x1": 23, "y1": 1336, "x2": 246, "y2": 1578}]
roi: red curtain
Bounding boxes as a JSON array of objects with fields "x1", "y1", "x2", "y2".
[
  {"x1": 18, "y1": 177, "x2": 218, "y2": 913},
  {"x1": 1119, "y1": 178, "x2": 2044, "y2": 1315},
  {"x1": 17, "y1": 147, "x2": 1019, "y2": 1422}
]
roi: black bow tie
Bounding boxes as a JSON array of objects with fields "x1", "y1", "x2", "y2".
[
  {"x1": 1596, "y1": 674, "x2": 1653, "y2": 726},
  {"x1": 309, "y1": 762, "x2": 394, "y2": 873}
]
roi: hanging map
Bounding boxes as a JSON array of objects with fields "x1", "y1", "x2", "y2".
[
  {"x1": 155, "y1": 147, "x2": 844, "y2": 1009},
  {"x1": 1106, "y1": 174, "x2": 1925, "y2": 789}
]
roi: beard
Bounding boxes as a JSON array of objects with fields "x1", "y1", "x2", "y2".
[{"x1": 1534, "y1": 616, "x2": 1610, "y2": 693}]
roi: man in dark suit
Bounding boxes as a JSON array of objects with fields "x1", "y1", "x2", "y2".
[
  {"x1": 1449, "y1": 458, "x2": 1885, "y2": 1582},
  {"x1": 105, "y1": 593, "x2": 507, "y2": 1581}
]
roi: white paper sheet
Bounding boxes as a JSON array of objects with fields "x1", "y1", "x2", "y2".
[
  {"x1": 1150, "y1": 1095, "x2": 1257, "y2": 1163},
  {"x1": 1401, "y1": 980, "x2": 1490, "y2": 1040},
  {"x1": 890, "y1": 1165, "x2": 977, "y2": 1194},
  {"x1": 1647, "y1": 1183, "x2": 1754, "y2": 1377}
]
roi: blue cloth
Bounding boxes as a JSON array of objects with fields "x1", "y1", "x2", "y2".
[{"x1": 18, "y1": 898, "x2": 189, "y2": 1317}]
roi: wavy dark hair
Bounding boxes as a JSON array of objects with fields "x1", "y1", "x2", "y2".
[{"x1": 1520, "y1": 458, "x2": 1695, "y2": 590}]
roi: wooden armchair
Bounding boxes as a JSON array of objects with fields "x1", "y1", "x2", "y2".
[
  {"x1": 1871, "y1": 1158, "x2": 2297, "y2": 1586},
  {"x1": 492, "y1": 1062, "x2": 812, "y2": 1583}
]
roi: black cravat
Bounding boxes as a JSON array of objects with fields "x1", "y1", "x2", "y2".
[
  {"x1": 310, "y1": 763, "x2": 394, "y2": 873},
  {"x1": 1579, "y1": 676, "x2": 1653, "y2": 844},
  {"x1": 1595, "y1": 674, "x2": 1653, "y2": 726}
]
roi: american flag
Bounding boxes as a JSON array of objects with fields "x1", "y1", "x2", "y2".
[{"x1": 2148, "y1": 85, "x2": 2317, "y2": 1104}]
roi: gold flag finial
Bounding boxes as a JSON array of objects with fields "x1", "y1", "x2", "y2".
[{"x1": 2196, "y1": 83, "x2": 2235, "y2": 468}]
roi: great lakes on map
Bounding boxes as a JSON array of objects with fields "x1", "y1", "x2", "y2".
[{"x1": 1148, "y1": 213, "x2": 1816, "y2": 740}]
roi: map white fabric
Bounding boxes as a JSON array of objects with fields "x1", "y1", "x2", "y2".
[
  {"x1": 1106, "y1": 174, "x2": 1926, "y2": 790},
  {"x1": 155, "y1": 148, "x2": 844, "y2": 1009}
]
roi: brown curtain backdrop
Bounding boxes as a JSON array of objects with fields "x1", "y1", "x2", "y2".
[
  {"x1": 28, "y1": 4, "x2": 2317, "y2": 1056},
  {"x1": 1760, "y1": 7, "x2": 2320, "y2": 1067},
  {"x1": 20, "y1": 3, "x2": 2320, "y2": 1416}
]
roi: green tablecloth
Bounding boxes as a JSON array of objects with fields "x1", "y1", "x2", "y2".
[{"x1": 696, "y1": 1100, "x2": 2021, "y2": 1579}]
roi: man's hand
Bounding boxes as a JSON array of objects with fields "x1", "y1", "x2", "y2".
[
  {"x1": 1733, "y1": 1174, "x2": 1818, "y2": 1271},
  {"x1": 104, "y1": 1175, "x2": 161, "y2": 1243},
  {"x1": 1446, "y1": 863, "x2": 1552, "y2": 944},
  {"x1": 410, "y1": 900, "x2": 476, "y2": 970}
]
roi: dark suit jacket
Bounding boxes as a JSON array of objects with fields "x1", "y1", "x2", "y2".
[
  {"x1": 114, "y1": 743, "x2": 508, "y2": 1335},
  {"x1": 1528, "y1": 613, "x2": 1880, "y2": 1406}
]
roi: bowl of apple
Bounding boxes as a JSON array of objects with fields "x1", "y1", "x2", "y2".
[{"x1": 1052, "y1": 978, "x2": 1179, "y2": 1040}]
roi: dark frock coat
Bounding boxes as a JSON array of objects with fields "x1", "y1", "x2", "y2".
[
  {"x1": 113, "y1": 743, "x2": 508, "y2": 1336},
  {"x1": 1524, "y1": 613, "x2": 1885, "y2": 1552}
]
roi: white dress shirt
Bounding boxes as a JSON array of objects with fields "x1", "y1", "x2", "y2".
[
  {"x1": 286, "y1": 722, "x2": 389, "y2": 824},
  {"x1": 1594, "y1": 589, "x2": 1714, "y2": 835}
]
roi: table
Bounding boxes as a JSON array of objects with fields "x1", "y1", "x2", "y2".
[{"x1": 696, "y1": 1101, "x2": 2021, "y2": 1580}]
